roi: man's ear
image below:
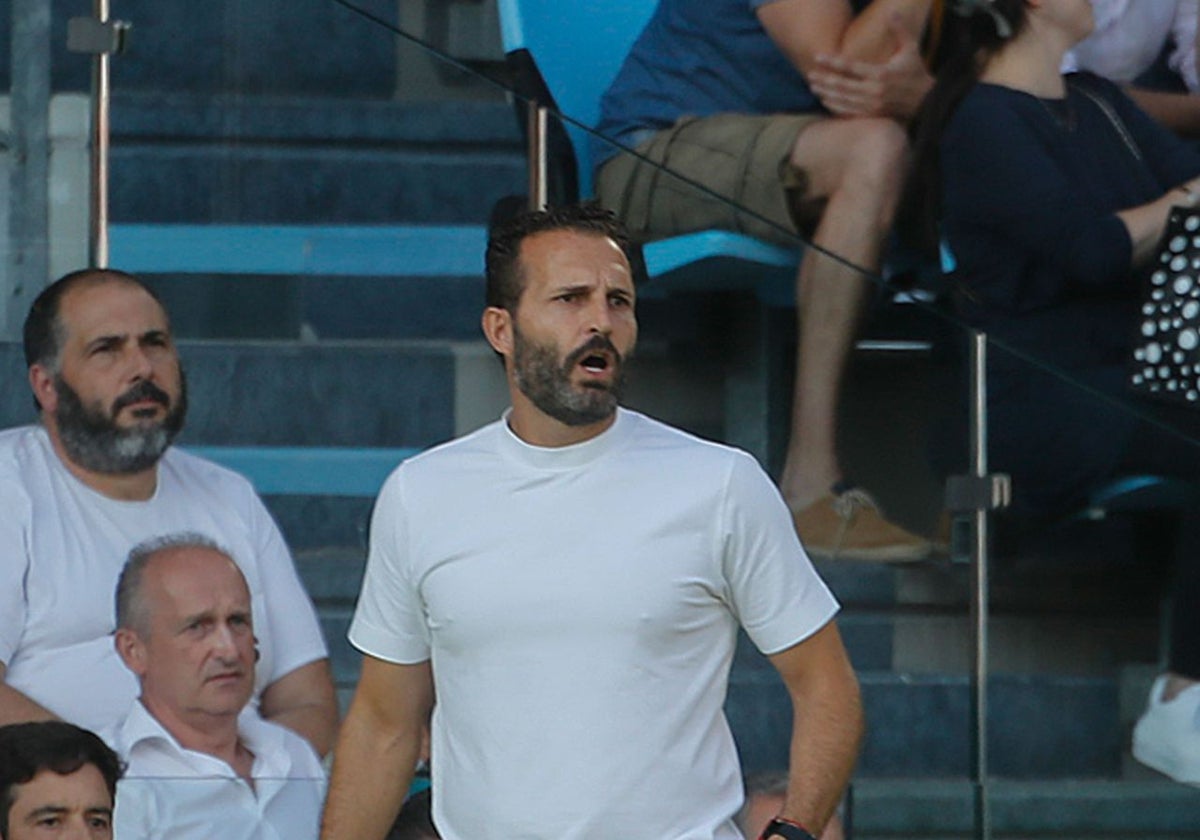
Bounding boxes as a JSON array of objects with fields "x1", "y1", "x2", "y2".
[
  {"x1": 481, "y1": 306, "x2": 514, "y2": 358},
  {"x1": 28, "y1": 364, "x2": 57, "y2": 414},
  {"x1": 114, "y1": 628, "x2": 148, "y2": 678}
]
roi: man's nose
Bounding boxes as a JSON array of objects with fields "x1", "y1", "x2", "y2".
[
  {"x1": 586, "y1": 297, "x2": 613, "y2": 334},
  {"x1": 62, "y1": 818, "x2": 94, "y2": 840},
  {"x1": 123, "y1": 344, "x2": 155, "y2": 380},
  {"x1": 211, "y1": 623, "x2": 240, "y2": 658}
]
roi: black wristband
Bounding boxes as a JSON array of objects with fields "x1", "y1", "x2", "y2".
[{"x1": 760, "y1": 817, "x2": 818, "y2": 840}]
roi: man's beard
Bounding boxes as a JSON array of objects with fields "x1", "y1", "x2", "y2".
[
  {"x1": 512, "y1": 328, "x2": 627, "y2": 427},
  {"x1": 52, "y1": 372, "x2": 187, "y2": 475}
]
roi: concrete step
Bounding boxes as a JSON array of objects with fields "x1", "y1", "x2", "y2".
[
  {"x1": 847, "y1": 778, "x2": 1200, "y2": 838},
  {"x1": 730, "y1": 667, "x2": 1124, "y2": 780},
  {"x1": 110, "y1": 95, "x2": 524, "y2": 225}
]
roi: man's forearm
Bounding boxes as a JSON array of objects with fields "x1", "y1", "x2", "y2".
[
  {"x1": 263, "y1": 699, "x2": 340, "y2": 757},
  {"x1": 0, "y1": 678, "x2": 59, "y2": 727},
  {"x1": 839, "y1": 0, "x2": 933, "y2": 62},
  {"x1": 260, "y1": 658, "x2": 340, "y2": 756},
  {"x1": 319, "y1": 711, "x2": 421, "y2": 840},
  {"x1": 780, "y1": 669, "x2": 864, "y2": 835},
  {"x1": 1127, "y1": 87, "x2": 1200, "y2": 140}
]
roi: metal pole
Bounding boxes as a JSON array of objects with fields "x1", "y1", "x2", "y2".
[
  {"x1": 527, "y1": 104, "x2": 548, "y2": 211},
  {"x1": 6, "y1": 0, "x2": 52, "y2": 339},
  {"x1": 89, "y1": 0, "x2": 112, "y2": 268},
  {"x1": 968, "y1": 331, "x2": 991, "y2": 840}
]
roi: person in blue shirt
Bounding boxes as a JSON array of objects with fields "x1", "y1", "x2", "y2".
[{"x1": 595, "y1": 0, "x2": 938, "y2": 563}]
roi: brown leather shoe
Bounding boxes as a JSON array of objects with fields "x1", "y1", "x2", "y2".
[{"x1": 793, "y1": 487, "x2": 932, "y2": 562}]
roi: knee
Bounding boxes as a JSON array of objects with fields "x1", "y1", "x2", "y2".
[{"x1": 841, "y1": 118, "x2": 910, "y2": 198}]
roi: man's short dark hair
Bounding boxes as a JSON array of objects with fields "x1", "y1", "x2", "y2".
[
  {"x1": 485, "y1": 202, "x2": 637, "y2": 313},
  {"x1": 23, "y1": 268, "x2": 163, "y2": 371},
  {"x1": 0, "y1": 721, "x2": 122, "y2": 838}
]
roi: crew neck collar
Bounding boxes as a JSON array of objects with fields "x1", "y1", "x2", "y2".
[{"x1": 497, "y1": 407, "x2": 629, "y2": 470}]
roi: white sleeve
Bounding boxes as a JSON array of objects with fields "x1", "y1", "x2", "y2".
[
  {"x1": 1168, "y1": 0, "x2": 1200, "y2": 92},
  {"x1": 347, "y1": 470, "x2": 431, "y2": 664},
  {"x1": 719, "y1": 452, "x2": 839, "y2": 655},
  {"x1": 0, "y1": 473, "x2": 31, "y2": 667},
  {"x1": 244, "y1": 488, "x2": 329, "y2": 682}
]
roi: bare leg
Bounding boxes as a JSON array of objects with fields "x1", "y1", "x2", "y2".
[{"x1": 778, "y1": 117, "x2": 907, "y2": 510}]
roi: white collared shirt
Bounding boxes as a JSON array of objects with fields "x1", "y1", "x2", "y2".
[
  {"x1": 105, "y1": 701, "x2": 326, "y2": 840},
  {"x1": 1063, "y1": 0, "x2": 1199, "y2": 92}
]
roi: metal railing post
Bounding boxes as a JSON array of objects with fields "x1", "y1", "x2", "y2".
[
  {"x1": 527, "y1": 103, "x2": 549, "y2": 211},
  {"x1": 968, "y1": 331, "x2": 992, "y2": 840},
  {"x1": 945, "y1": 330, "x2": 1011, "y2": 840},
  {"x1": 67, "y1": 3, "x2": 129, "y2": 269}
]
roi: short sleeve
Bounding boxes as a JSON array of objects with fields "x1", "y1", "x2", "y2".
[
  {"x1": 719, "y1": 452, "x2": 839, "y2": 655},
  {"x1": 0, "y1": 471, "x2": 31, "y2": 667},
  {"x1": 347, "y1": 470, "x2": 432, "y2": 664}
]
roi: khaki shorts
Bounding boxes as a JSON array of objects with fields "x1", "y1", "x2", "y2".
[{"x1": 594, "y1": 112, "x2": 825, "y2": 246}]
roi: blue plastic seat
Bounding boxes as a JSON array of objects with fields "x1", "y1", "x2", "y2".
[
  {"x1": 496, "y1": 0, "x2": 800, "y2": 289},
  {"x1": 496, "y1": 0, "x2": 801, "y2": 464}
]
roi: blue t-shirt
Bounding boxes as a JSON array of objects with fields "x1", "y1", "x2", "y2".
[{"x1": 594, "y1": 0, "x2": 818, "y2": 168}]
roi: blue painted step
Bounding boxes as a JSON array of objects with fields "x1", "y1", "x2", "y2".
[
  {"x1": 109, "y1": 96, "x2": 524, "y2": 225},
  {"x1": 728, "y1": 669, "x2": 1122, "y2": 779}
]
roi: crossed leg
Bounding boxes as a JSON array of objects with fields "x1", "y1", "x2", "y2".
[{"x1": 780, "y1": 116, "x2": 930, "y2": 560}]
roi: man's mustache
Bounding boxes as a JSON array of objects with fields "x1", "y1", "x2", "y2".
[
  {"x1": 112, "y1": 380, "x2": 171, "y2": 414},
  {"x1": 565, "y1": 334, "x2": 622, "y2": 368}
]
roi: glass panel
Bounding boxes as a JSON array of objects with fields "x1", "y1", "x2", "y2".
[{"x1": 2, "y1": 0, "x2": 1197, "y2": 835}]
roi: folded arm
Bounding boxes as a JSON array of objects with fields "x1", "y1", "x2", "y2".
[
  {"x1": 260, "y1": 657, "x2": 340, "y2": 757},
  {"x1": 0, "y1": 664, "x2": 59, "y2": 727},
  {"x1": 758, "y1": 0, "x2": 934, "y2": 120}
]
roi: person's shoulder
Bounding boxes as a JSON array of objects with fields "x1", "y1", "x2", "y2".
[
  {"x1": 103, "y1": 699, "x2": 172, "y2": 765},
  {"x1": 0, "y1": 425, "x2": 54, "y2": 496},
  {"x1": 621, "y1": 409, "x2": 756, "y2": 469},
  {"x1": 1066, "y1": 70, "x2": 1124, "y2": 98},
  {"x1": 0, "y1": 424, "x2": 49, "y2": 463},
  {"x1": 159, "y1": 446, "x2": 258, "y2": 495},
  {"x1": 383, "y1": 420, "x2": 503, "y2": 482}
]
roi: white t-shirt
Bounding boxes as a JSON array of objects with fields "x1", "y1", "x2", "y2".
[
  {"x1": 0, "y1": 425, "x2": 328, "y2": 732},
  {"x1": 106, "y1": 701, "x2": 325, "y2": 840},
  {"x1": 350, "y1": 409, "x2": 839, "y2": 840}
]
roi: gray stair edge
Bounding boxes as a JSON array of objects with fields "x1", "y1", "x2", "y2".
[{"x1": 849, "y1": 778, "x2": 1200, "y2": 836}]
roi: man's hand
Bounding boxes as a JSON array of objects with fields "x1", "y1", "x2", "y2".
[{"x1": 807, "y1": 16, "x2": 932, "y2": 121}]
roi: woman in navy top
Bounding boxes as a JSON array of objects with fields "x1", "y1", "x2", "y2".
[{"x1": 908, "y1": 0, "x2": 1200, "y2": 785}]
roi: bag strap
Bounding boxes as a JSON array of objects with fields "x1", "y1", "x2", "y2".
[{"x1": 1070, "y1": 79, "x2": 1144, "y2": 164}]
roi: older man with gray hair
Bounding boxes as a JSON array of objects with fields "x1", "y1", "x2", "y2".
[{"x1": 104, "y1": 533, "x2": 325, "y2": 840}]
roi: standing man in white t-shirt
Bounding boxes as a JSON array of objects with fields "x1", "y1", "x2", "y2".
[
  {"x1": 321, "y1": 204, "x2": 863, "y2": 840},
  {"x1": 0, "y1": 268, "x2": 338, "y2": 758}
]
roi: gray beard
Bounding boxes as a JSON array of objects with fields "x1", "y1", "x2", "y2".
[
  {"x1": 512, "y1": 329, "x2": 624, "y2": 427},
  {"x1": 52, "y1": 373, "x2": 187, "y2": 475}
]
